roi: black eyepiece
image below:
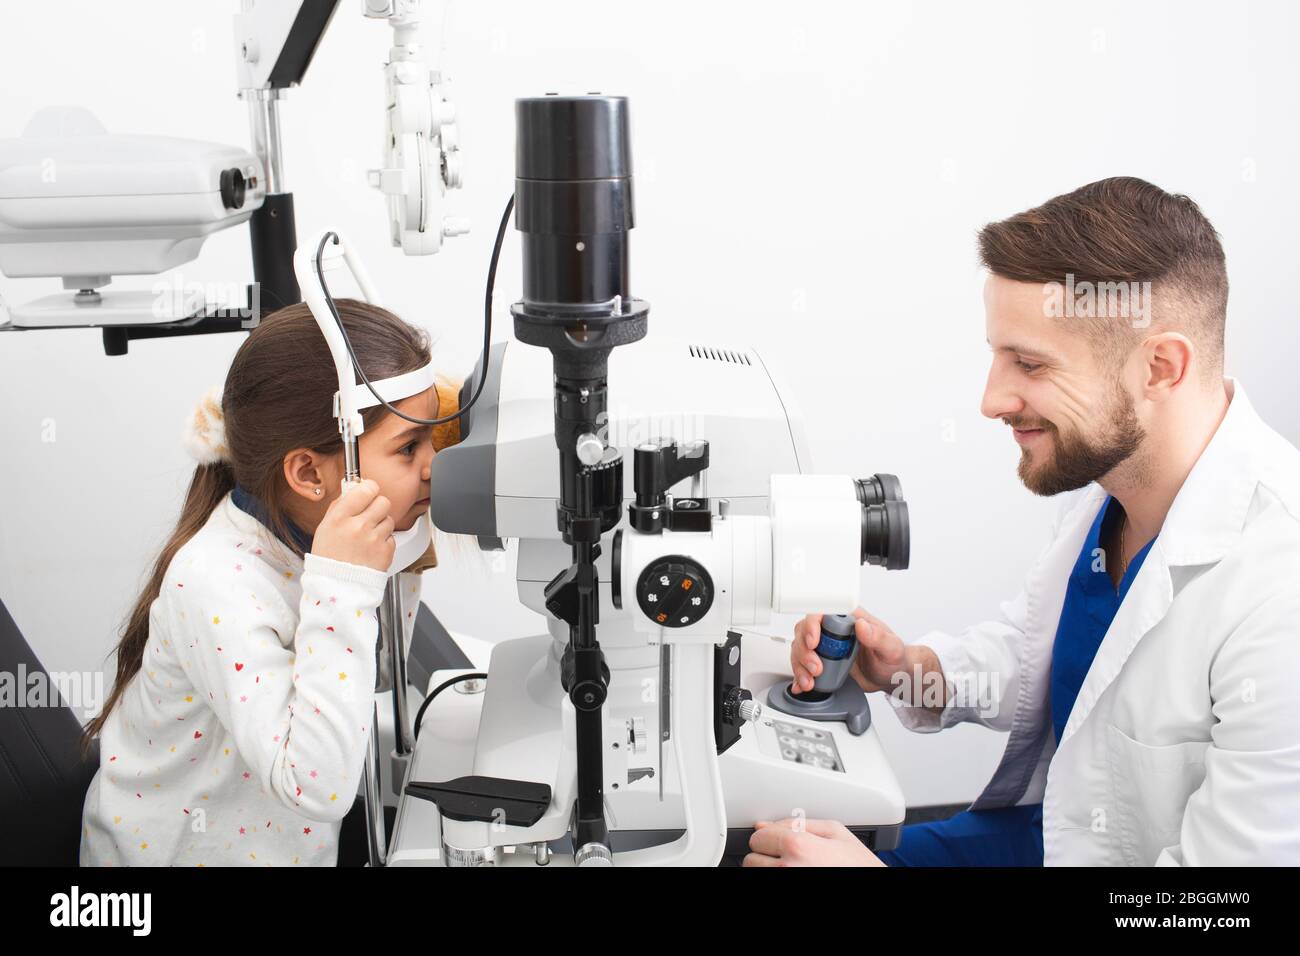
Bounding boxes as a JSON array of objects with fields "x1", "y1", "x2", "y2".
[{"x1": 856, "y1": 474, "x2": 909, "y2": 569}]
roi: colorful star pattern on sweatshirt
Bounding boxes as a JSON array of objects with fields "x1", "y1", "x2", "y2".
[{"x1": 79, "y1": 491, "x2": 424, "y2": 867}]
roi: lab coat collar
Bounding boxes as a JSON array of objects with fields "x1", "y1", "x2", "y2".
[
  {"x1": 1149, "y1": 377, "x2": 1266, "y2": 568},
  {"x1": 1057, "y1": 376, "x2": 1262, "y2": 746}
]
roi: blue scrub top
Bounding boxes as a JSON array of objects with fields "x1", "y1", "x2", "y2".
[{"x1": 1050, "y1": 494, "x2": 1156, "y2": 745}]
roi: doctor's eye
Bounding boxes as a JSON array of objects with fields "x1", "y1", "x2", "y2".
[{"x1": 1015, "y1": 359, "x2": 1042, "y2": 373}]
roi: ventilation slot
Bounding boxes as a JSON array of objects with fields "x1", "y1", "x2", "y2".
[{"x1": 688, "y1": 344, "x2": 752, "y2": 365}]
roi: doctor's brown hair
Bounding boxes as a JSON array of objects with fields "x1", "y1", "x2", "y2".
[
  {"x1": 977, "y1": 176, "x2": 1228, "y2": 380},
  {"x1": 81, "y1": 300, "x2": 460, "y2": 751}
]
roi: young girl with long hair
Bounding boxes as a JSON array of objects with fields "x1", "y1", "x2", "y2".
[{"x1": 79, "y1": 299, "x2": 459, "y2": 866}]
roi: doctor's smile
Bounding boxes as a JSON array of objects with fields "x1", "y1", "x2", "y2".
[{"x1": 1008, "y1": 421, "x2": 1048, "y2": 445}]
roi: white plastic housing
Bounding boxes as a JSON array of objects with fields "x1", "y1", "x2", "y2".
[
  {"x1": 494, "y1": 339, "x2": 814, "y2": 542},
  {"x1": 0, "y1": 108, "x2": 264, "y2": 285},
  {"x1": 769, "y1": 473, "x2": 862, "y2": 613}
]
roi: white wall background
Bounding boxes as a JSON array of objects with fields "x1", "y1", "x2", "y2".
[{"x1": 2, "y1": 0, "x2": 1298, "y2": 808}]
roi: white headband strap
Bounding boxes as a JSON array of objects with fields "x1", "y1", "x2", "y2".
[{"x1": 338, "y1": 359, "x2": 438, "y2": 415}]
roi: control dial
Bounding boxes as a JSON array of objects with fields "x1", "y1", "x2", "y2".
[{"x1": 635, "y1": 556, "x2": 714, "y2": 627}]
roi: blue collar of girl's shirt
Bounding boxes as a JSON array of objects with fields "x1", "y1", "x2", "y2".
[{"x1": 230, "y1": 483, "x2": 314, "y2": 553}]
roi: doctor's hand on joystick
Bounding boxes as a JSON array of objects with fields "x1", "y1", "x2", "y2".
[
  {"x1": 310, "y1": 478, "x2": 396, "y2": 573},
  {"x1": 790, "y1": 608, "x2": 908, "y2": 696}
]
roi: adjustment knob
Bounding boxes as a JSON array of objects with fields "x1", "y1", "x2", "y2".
[
  {"x1": 722, "y1": 687, "x2": 760, "y2": 726},
  {"x1": 575, "y1": 842, "x2": 614, "y2": 867},
  {"x1": 575, "y1": 432, "x2": 604, "y2": 466},
  {"x1": 219, "y1": 167, "x2": 246, "y2": 210},
  {"x1": 635, "y1": 556, "x2": 714, "y2": 628},
  {"x1": 628, "y1": 716, "x2": 648, "y2": 754}
]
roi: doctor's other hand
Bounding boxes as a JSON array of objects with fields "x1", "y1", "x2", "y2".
[
  {"x1": 744, "y1": 818, "x2": 886, "y2": 867},
  {"x1": 791, "y1": 609, "x2": 906, "y2": 694},
  {"x1": 310, "y1": 478, "x2": 396, "y2": 573}
]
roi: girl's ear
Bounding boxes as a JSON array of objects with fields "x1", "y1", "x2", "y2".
[{"x1": 283, "y1": 449, "x2": 328, "y2": 501}]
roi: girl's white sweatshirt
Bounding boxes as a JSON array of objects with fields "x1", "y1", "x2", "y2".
[{"x1": 80, "y1": 490, "x2": 420, "y2": 867}]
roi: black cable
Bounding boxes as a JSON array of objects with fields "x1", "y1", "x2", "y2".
[
  {"x1": 413, "y1": 671, "x2": 487, "y2": 741},
  {"x1": 313, "y1": 194, "x2": 515, "y2": 428}
]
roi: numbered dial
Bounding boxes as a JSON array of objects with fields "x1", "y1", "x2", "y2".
[{"x1": 635, "y1": 556, "x2": 714, "y2": 628}]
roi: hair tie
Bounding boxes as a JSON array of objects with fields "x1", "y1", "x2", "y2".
[{"x1": 181, "y1": 384, "x2": 231, "y2": 465}]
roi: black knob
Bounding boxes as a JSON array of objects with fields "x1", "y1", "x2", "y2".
[
  {"x1": 635, "y1": 556, "x2": 714, "y2": 627},
  {"x1": 722, "y1": 687, "x2": 754, "y2": 727},
  {"x1": 219, "y1": 167, "x2": 246, "y2": 210}
]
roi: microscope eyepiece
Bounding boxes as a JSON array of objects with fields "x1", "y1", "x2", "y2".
[
  {"x1": 854, "y1": 473, "x2": 904, "y2": 506},
  {"x1": 856, "y1": 474, "x2": 910, "y2": 570}
]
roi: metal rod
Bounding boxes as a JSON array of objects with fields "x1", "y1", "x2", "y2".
[
  {"x1": 362, "y1": 700, "x2": 388, "y2": 866},
  {"x1": 342, "y1": 434, "x2": 361, "y2": 484},
  {"x1": 245, "y1": 88, "x2": 285, "y2": 194},
  {"x1": 381, "y1": 577, "x2": 413, "y2": 756}
]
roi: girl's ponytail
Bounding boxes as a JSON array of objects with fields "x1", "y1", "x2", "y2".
[{"x1": 80, "y1": 459, "x2": 235, "y2": 752}]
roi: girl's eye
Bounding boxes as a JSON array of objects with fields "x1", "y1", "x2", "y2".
[{"x1": 401, "y1": 442, "x2": 418, "y2": 456}]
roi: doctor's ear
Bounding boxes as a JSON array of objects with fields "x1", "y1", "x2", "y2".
[{"x1": 1139, "y1": 332, "x2": 1196, "y2": 399}]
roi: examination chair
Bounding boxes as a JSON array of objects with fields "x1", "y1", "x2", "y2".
[{"x1": 0, "y1": 596, "x2": 99, "y2": 866}]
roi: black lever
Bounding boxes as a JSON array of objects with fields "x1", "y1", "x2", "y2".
[{"x1": 405, "y1": 775, "x2": 552, "y2": 827}]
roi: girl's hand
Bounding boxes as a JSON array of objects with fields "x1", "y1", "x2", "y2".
[{"x1": 310, "y1": 478, "x2": 395, "y2": 572}]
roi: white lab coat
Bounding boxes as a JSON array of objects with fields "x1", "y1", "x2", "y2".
[{"x1": 892, "y1": 378, "x2": 1300, "y2": 865}]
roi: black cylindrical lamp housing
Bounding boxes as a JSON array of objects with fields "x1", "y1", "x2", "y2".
[{"x1": 515, "y1": 95, "x2": 634, "y2": 315}]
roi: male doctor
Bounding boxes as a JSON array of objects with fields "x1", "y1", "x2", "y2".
[{"x1": 745, "y1": 176, "x2": 1300, "y2": 867}]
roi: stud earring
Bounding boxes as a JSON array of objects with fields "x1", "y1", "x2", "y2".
[{"x1": 313, "y1": 488, "x2": 323, "y2": 496}]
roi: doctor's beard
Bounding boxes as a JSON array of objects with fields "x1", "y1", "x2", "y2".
[{"x1": 1010, "y1": 379, "x2": 1145, "y2": 497}]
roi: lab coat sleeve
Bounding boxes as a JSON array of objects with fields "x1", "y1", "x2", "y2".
[
  {"x1": 887, "y1": 592, "x2": 1027, "y2": 734},
  {"x1": 166, "y1": 550, "x2": 390, "y2": 822},
  {"x1": 1155, "y1": 585, "x2": 1300, "y2": 866},
  {"x1": 889, "y1": 489, "x2": 1089, "y2": 735}
]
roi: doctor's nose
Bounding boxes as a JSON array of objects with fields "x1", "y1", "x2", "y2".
[{"x1": 980, "y1": 365, "x2": 1024, "y2": 422}]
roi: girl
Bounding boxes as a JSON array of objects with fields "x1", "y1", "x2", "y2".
[{"x1": 80, "y1": 299, "x2": 459, "y2": 866}]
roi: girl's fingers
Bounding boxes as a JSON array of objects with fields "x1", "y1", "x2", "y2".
[
  {"x1": 332, "y1": 478, "x2": 379, "y2": 517},
  {"x1": 358, "y1": 494, "x2": 392, "y2": 528}
]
